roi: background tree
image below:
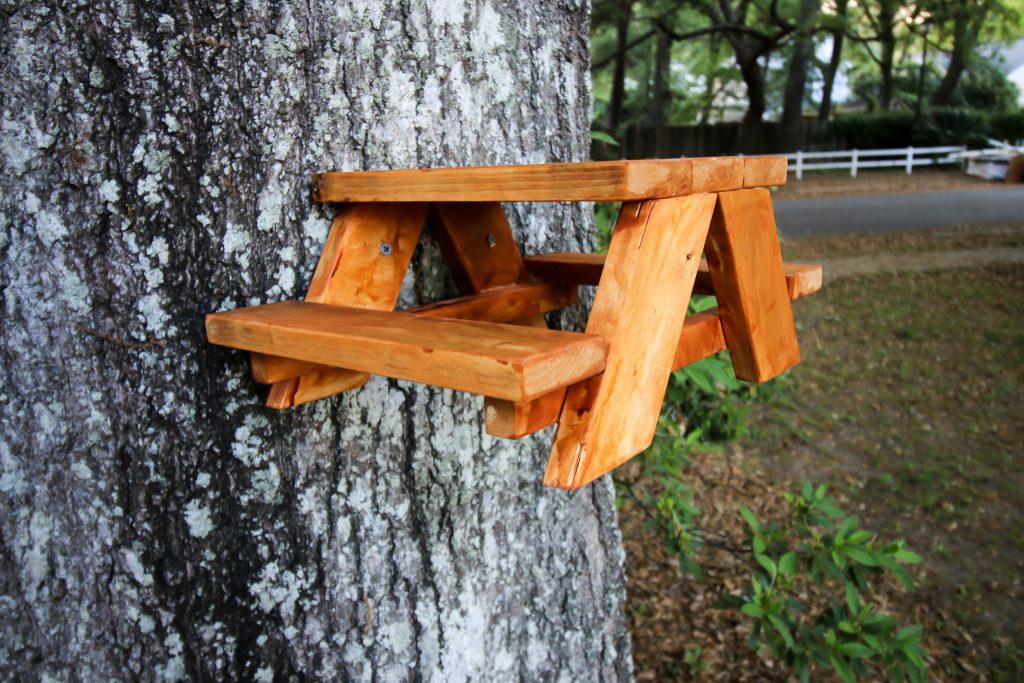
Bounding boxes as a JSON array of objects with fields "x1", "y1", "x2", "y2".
[
  {"x1": 779, "y1": 0, "x2": 824, "y2": 150},
  {"x1": 0, "y1": 1, "x2": 633, "y2": 679}
]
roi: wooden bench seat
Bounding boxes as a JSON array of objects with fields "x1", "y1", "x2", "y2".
[
  {"x1": 206, "y1": 301, "x2": 607, "y2": 401},
  {"x1": 523, "y1": 253, "x2": 823, "y2": 300}
]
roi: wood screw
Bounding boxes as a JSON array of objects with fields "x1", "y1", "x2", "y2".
[
  {"x1": 379, "y1": 242, "x2": 392, "y2": 256},
  {"x1": 487, "y1": 232, "x2": 496, "y2": 248}
]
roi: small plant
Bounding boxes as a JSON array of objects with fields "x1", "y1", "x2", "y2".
[
  {"x1": 717, "y1": 484, "x2": 927, "y2": 682},
  {"x1": 683, "y1": 646, "x2": 706, "y2": 676}
]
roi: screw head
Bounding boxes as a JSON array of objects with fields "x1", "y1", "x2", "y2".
[
  {"x1": 486, "y1": 232, "x2": 496, "y2": 248},
  {"x1": 379, "y1": 242, "x2": 392, "y2": 256}
]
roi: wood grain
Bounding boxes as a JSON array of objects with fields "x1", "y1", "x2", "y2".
[
  {"x1": 524, "y1": 252, "x2": 822, "y2": 299},
  {"x1": 705, "y1": 189, "x2": 800, "y2": 382},
  {"x1": 428, "y1": 202, "x2": 569, "y2": 438},
  {"x1": 261, "y1": 203, "x2": 427, "y2": 408},
  {"x1": 742, "y1": 156, "x2": 788, "y2": 188},
  {"x1": 208, "y1": 302, "x2": 607, "y2": 401},
  {"x1": 544, "y1": 194, "x2": 718, "y2": 490},
  {"x1": 312, "y1": 157, "x2": 786, "y2": 203},
  {"x1": 251, "y1": 283, "x2": 578, "y2": 384}
]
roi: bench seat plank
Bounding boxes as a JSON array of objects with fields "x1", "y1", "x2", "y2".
[
  {"x1": 523, "y1": 253, "x2": 822, "y2": 300},
  {"x1": 207, "y1": 301, "x2": 606, "y2": 401}
]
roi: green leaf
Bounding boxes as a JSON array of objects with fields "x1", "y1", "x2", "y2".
[
  {"x1": 838, "y1": 642, "x2": 874, "y2": 659},
  {"x1": 845, "y1": 548, "x2": 879, "y2": 566},
  {"x1": 767, "y1": 614, "x2": 796, "y2": 650},
  {"x1": 896, "y1": 624, "x2": 924, "y2": 642},
  {"x1": 838, "y1": 620, "x2": 858, "y2": 634},
  {"x1": 901, "y1": 643, "x2": 927, "y2": 670},
  {"x1": 844, "y1": 582, "x2": 861, "y2": 614},
  {"x1": 839, "y1": 516, "x2": 858, "y2": 537},
  {"x1": 815, "y1": 484, "x2": 827, "y2": 501},
  {"x1": 829, "y1": 653, "x2": 856, "y2": 683},
  {"x1": 778, "y1": 552, "x2": 798, "y2": 576},
  {"x1": 753, "y1": 535, "x2": 767, "y2": 555},
  {"x1": 740, "y1": 507, "x2": 760, "y2": 532},
  {"x1": 589, "y1": 130, "x2": 619, "y2": 146},
  {"x1": 741, "y1": 603, "x2": 765, "y2": 618},
  {"x1": 756, "y1": 554, "x2": 777, "y2": 579},
  {"x1": 894, "y1": 548, "x2": 923, "y2": 564}
]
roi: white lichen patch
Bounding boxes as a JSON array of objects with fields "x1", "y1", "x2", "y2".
[{"x1": 183, "y1": 500, "x2": 214, "y2": 539}]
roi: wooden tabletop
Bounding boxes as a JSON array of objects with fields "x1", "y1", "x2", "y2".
[{"x1": 312, "y1": 156, "x2": 787, "y2": 203}]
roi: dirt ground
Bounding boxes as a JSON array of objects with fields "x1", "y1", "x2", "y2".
[
  {"x1": 622, "y1": 224, "x2": 1024, "y2": 681},
  {"x1": 774, "y1": 168, "x2": 998, "y2": 200}
]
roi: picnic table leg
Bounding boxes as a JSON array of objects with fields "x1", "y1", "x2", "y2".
[
  {"x1": 544, "y1": 194, "x2": 718, "y2": 490},
  {"x1": 428, "y1": 203, "x2": 569, "y2": 438},
  {"x1": 704, "y1": 189, "x2": 800, "y2": 382},
  {"x1": 262, "y1": 203, "x2": 428, "y2": 408}
]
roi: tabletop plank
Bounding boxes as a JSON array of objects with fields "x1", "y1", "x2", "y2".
[{"x1": 312, "y1": 157, "x2": 786, "y2": 203}]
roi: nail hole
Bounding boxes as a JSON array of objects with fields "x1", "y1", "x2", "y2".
[{"x1": 487, "y1": 232, "x2": 496, "y2": 248}]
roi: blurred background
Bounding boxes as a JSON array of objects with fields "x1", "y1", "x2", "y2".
[{"x1": 589, "y1": 1, "x2": 1024, "y2": 680}]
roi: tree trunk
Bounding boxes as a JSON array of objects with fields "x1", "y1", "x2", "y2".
[
  {"x1": 877, "y1": 0, "x2": 897, "y2": 109},
  {"x1": 779, "y1": 0, "x2": 822, "y2": 151},
  {"x1": 648, "y1": 28, "x2": 673, "y2": 156},
  {"x1": 735, "y1": 49, "x2": 768, "y2": 152},
  {"x1": 931, "y1": 11, "x2": 974, "y2": 106},
  {"x1": 0, "y1": 2, "x2": 632, "y2": 680},
  {"x1": 818, "y1": 0, "x2": 848, "y2": 122},
  {"x1": 609, "y1": 2, "x2": 633, "y2": 133}
]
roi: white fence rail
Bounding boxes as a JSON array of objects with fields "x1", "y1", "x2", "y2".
[{"x1": 786, "y1": 145, "x2": 966, "y2": 180}]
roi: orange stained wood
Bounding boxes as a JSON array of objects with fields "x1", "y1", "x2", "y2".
[
  {"x1": 428, "y1": 202, "x2": 563, "y2": 438},
  {"x1": 705, "y1": 189, "x2": 800, "y2": 382},
  {"x1": 523, "y1": 253, "x2": 822, "y2": 300},
  {"x1": 312, "y1": 157, "x2": 786, "y2": 203},
  {"x1": 250, "y1": 283, "x2": 578, "y2": 384},
  {"x1": 207, "y1": 302, "x2": 607, "y2": 402},
  {"x1": 263, "y1": 203, "x2": 427, "y2": 408},
  {"x1": 544, "y1": 193, "x2": 718, "y2": 490}
]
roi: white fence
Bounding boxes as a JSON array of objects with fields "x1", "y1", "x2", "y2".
[{"x1": 786, "y1": 145, "x2": 966, "y2": 180}]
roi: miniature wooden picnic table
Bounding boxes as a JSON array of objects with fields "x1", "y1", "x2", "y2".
[{"x1": 206, "y1": 157, "x2": 822, "y2": 490}]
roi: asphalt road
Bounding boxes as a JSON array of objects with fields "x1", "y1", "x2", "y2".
[{"x1": 774, "y1": 187, "x2": 1024, "y2": 238}]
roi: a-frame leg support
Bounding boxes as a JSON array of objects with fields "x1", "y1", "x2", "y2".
[
  {"x1": 544, "y1": 194, "x2": 718, "y2": 490},
  {"x1": 253, "y1": 203, "x2": 428, "y2": 408},
  {"x1": 427, "y1": 203, "x2": 573, "y2": 438}
]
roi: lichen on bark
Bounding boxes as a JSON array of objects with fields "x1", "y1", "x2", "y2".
[{"x1": 0, "y1": 1, "x2": 631, "y2": 679}]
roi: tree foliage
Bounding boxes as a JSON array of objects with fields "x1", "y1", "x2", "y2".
[{"x1": 592, "y1": 0, "x2": 1024, "y2": 151}]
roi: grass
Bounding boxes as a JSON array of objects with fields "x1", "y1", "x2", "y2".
[
  {"x1": 621, "y1": 225, "x2": 1024, "y2": 680},
  {"x1": 742, "y1": 258, "x2": 1024, "y2": 679}
]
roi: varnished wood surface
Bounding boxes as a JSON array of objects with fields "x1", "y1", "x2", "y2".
[
  {"x1": 524, "y1": 252, "x2": 822, "y2": 299},
  {"x1": 250, "y1": 283, "x2": 579, "y2": 384},
  {"x1": 264, "y1": 203, "x2": 428, "y2": 408},
  {"x1": 545, "y1": 194, "x2": 717, "y2": 490},
  {"x1": 313, "y1": 157, "x2": 787, "y2": 203},
  {"x1": 208, "y1": 302, "x2": 607, "y2": 402},
  {"x1": 705, "y1": 189, "x2": 801, "y2": 382}
]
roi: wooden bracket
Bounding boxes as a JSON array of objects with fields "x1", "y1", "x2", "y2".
[{"x1": 206, "y1": 157, "x2": 822, "y2": 489}]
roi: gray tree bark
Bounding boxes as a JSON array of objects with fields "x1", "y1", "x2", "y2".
[{"x1": 0, "y1": 1, "x2": 632, "y2": 680}]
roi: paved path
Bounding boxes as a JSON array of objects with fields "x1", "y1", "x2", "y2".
[{"x1": 774, "y1": 187, "x2": 1024, "y2": 238}]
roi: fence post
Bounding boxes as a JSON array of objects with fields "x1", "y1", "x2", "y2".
[
  {"x1": 796, "y1": 150, "x2": 803, "y2": 180},
  {"x1": 906, "y1": 146, "x2": 913, "y2": 175},
  {"x1": 851, "y1": 148, "x2": 858, "y2": 178}
]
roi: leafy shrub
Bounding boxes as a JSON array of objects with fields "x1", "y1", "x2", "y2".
[{"x1": 719, "y1": 485, "x2": 926, "y2": 683}]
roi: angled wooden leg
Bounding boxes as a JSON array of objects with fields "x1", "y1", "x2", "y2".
[
  {"x1": 260, "y1": 203, "x2": 428, "y2": 408},
  {"x1": 705, "y1": 189, "x2": 799, "y2": 382},
  {"x1": 544, "y1": 194, "x2": 718, "y2": 490},
  {"x1": 427, "y1": 203, "x2": 569, "y2": 438}
]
